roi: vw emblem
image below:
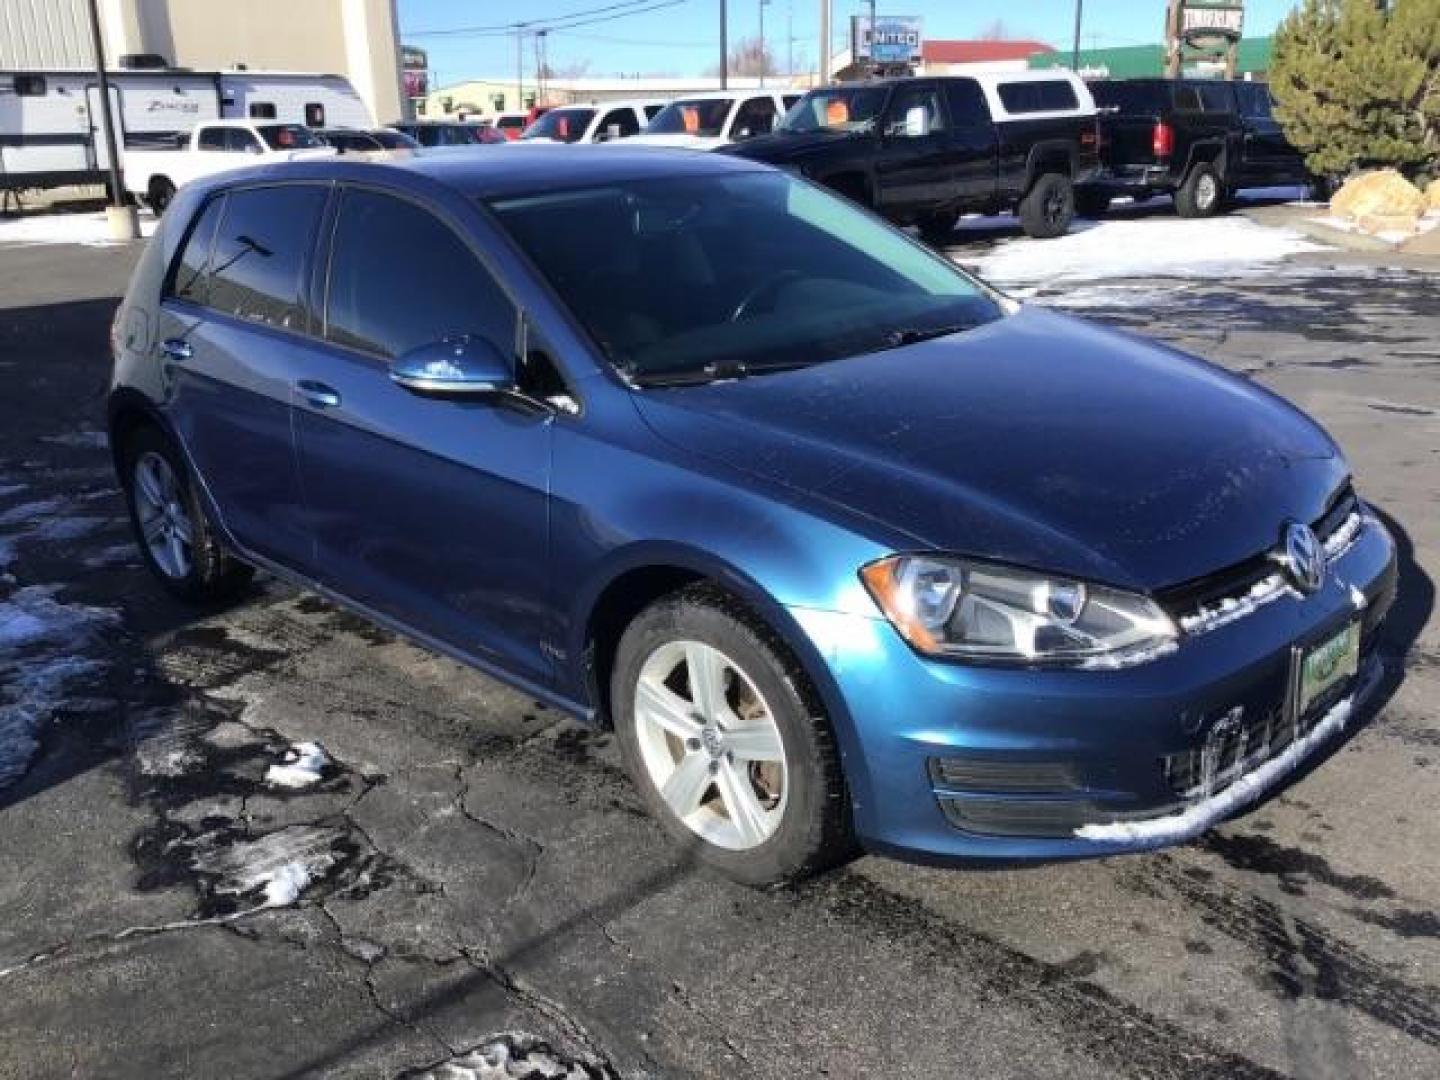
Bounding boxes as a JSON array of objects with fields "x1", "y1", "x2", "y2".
[{"x1": 1283, "y1": 522, "x2": 1325, "y2": 594}]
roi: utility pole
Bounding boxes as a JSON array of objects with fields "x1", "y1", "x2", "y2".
[
  {"x1": 84, "y1": 0, "x2": 137, "y2": 239},
  {"x1": 868, "y1": 0, "x2": 876, "y2": 76},
  {"x1": 818, "y1": 0, "x2": 830, "y2": 84},
  {"x1": 719, "y1": 1, "x2": 728, "y2": 89},
  {"x1": 759, "y1": 0, "x2": 769, "y2": 87},
  {"x1": 515, "y1": 27, "x2": 525, "y2": 110},
  {"x1": 787, "y1": 2, "x2": 794, "y2": 79},
  {"x1": 1071, "y1": 0, "x2": 1084, "y2": 72}
]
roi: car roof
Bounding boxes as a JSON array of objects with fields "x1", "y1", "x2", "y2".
[{"x1": 194, "y1": 144, "x2": 774, "y2": 200}]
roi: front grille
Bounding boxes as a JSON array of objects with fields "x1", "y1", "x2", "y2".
[
  {"x1": 1162, "y1": 704, "x2": 1291, "y2": 798},
  {"x1": 1158, "y1": 483, "x2": 1360, "y2": 631}
]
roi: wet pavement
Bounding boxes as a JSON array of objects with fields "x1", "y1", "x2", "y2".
[{"x1": 0, "y1": 233, "x2": 1437, "y2": 1079}]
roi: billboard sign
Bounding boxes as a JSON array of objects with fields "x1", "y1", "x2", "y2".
[
  {"x1": 1179, "y1": 1, "x2": 1244, "y2": 48},
  {"x1": 401, "y1": 45, "x2": 429, "y2": 100},
  {"x1": 851, "y1": 16, "x2": 923, "y2": 65}
]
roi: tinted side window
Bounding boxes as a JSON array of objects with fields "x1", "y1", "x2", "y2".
[
  {"x1": 197, "y1": 126, "x2": 227, "y2": 151},
  {"x1": 305, "y1": 103, "x2": 325, "y2": 127},
  {"x1": 208, "y1": 185, "x2": 326, "y2": 330},
  {"x1": 325, "y1": 189, "x2": 516, "y2": 360},
  {"x1": 597, "y1": 108, "x2": 640, "y2": 139},
  {"x1": 885, "y1": 85, "x2": 947, "y2": 137},
  {"x1": 1235, "y1": 82, "x2": 1274, "y2": 119},
  {"x1": 643, "y1": 105, "x2": 663, "y2": 120},
  {"x1": 1173, "y1": 85, "x2": 1203, "y2": 112},
  {"x1": 1199, "y1": 83, "x2": 1234, "y2": 112},
  {"x1": 997, "y1": 80, "x2": 1080, "y2": 114},
  {"x1": 249, "y1": 102, "x2": 277, "y2": 119},
  {"x1": 226, "y1": 128, "x2": 261, "y2": 153},
  {"x1": 1090, "y1": 81, "x2": 1168, "y2": 114},
  {"x1": 732, "y1": 97, "x2": 778, "y2": 138},
  {"x1": 166, "y1": 195, "x2": 226, "y2": 304},
  {"x1": 944, "y1": 79, "x2": 989, "y2": 126},
  {"x1": 15, "y1": 74, "x2": 47, "y2": 96}
]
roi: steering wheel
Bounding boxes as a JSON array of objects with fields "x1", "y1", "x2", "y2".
[{"x1": 729, "y1": 270, "x2": 803, "y2": 322}]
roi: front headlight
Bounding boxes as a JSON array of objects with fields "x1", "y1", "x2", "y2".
[{"x1": 859, "y1": 555, "x2": 1178, "y2": 668}]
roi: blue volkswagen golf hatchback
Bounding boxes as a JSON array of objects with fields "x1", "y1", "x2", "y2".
[{"x1": 109, "y1": 147, "x2": 1398, "y2": 884}]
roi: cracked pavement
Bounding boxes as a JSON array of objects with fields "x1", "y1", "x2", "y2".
[{"x1": 0, "y1": 230, "x2": 1437, "y2": 1079}]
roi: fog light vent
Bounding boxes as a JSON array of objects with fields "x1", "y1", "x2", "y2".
[
  {"x1": 928, "y1": 757, "x2": 1080, "y2": 794},
  {"x1": 938, "y1": 797, "x2": 1104, "y2": 838}
]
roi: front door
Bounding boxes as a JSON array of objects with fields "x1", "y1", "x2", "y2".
[
  {"x1": 292, "y1": 185, "x2": 554, "y2": 685},
  {"x1": 159, "y1": 183, "x2": 328, "y2": 570},
  {"x1": 1234, "y1": 82, "x2": 1308, "y2": 186},
  {"x1": 873, "y1": 82, "x2": 957, "y2": 214}
]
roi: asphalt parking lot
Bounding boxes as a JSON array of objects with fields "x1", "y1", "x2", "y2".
[{"x1": 1, "y1": 224, "x2": 1437, "y2": 1079}]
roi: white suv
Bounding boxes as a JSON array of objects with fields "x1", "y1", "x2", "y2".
[
  {"x1": 519, "y1": 99, "x2": 668, "y2": 144},
  {"x1": 629, "y1": 91, "x2": 800, "y2": 150}
]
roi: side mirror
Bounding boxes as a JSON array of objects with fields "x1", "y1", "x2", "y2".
[
  {"x1": 903, "y1": 106, "x2": 929, "y2": 138},
  {"x1": 389, "y1": 335, "x2": 515, "y2": 398}
]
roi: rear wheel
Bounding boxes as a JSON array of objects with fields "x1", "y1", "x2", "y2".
[
  {"x1": 1018, "y1": 173, "x2": 1075, "y2": 239},
  {"x1": 612, "y1": 586, "x2": 853, "y2": 886},
  {"x1": 122, "y1": 426, "x2": 253, "y2": 603},
  {"x1": 147, "y1": 177, "x2": 176, "y2": 216},
  {"x1": 1176, "y1": 163, "x2": 1225, "y2": 218}
]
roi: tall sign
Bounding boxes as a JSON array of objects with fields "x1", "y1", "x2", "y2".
[
  {"x1": 401, "y1": 45, "x2": 429, "y2": 103},
  {"x1": 850, "y1": 15, "x2": 923, "y2": 67},
  {"x1": 1166, "y1": 0, "x2": 1244, "y2": 78}
]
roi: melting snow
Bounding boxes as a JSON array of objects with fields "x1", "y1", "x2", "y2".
[
  {"x1": 1074, "y1": 673, "x2": 1369, "y2": 844},
  {"x1": 1179, "y1": 572, "x2": 1297, "y2": 637},
  {"x1": 0, "y1": 210, "x2": 156, "y2": 247},
  {"x1": 969, "y1": 216, "x2": 1322, "y2": 289},
  {"x1": 403, "y1": 1034, "x2": 613, "y2": 1080},
  {"x1": 189, "y1": 824, "x2": 346, "y2": 910},
  {"x1": 265, "y1": 741, "x2": 330, "y2": 788}
]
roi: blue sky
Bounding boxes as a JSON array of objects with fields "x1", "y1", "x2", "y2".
[{"x1": 399, "y1": 1, "x2": 1300, "y2": 88}]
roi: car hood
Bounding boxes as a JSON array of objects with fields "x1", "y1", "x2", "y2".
[
  {"x1": 631, "y1": 307, "x2": 1346, "y2": 591},
  {"x1": 626, "y1": 133, "x2": 728, "y2": 150},
  {"x1": 724, "y1": 129, "x2": 860, "y2": 163}
]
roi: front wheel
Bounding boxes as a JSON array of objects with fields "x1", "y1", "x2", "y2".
[
  {"x1": 1018, "y1": 173, "x2": 1075, "y2": 239},
  {"x1": 612, "y1": 586, "x2": 853, "y2": 886},
  {"x1": 122, "y1": 426, "x2": 254, "y2": 603}
]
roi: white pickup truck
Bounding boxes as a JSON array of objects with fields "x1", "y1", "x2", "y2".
[{"x1": 124, "y1": 119, "x2": 335, "y2": 213}]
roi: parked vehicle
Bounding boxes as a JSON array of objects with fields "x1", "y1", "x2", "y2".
[
  {"x1": 628, "y1": 91, "x2": 800, "y2": 150},
  {"x1": 492, "y1": 111, "x2": 531, "y2": 141},
  {"x1": 108, "y1": 148, "x2": 1397, "y2": 886},
  {"x1": 122, "y1": 119, "x2": 334, "y2": 213},
  {"x1": 729, "y1": 71, "x2": 1099, "y2": 240},
  {"x1": 318, "y1": 128, "x2": 421, "y2": 154},
  {"x1": 388, "y1": 120, "x2": 507, "y2": 147},
  {"x1": 519, "y1": 99, "x2": 667, "y2": 144},
  {"x1": 1078, "y1": 78, "x2": 1313, "y2": 218},
  {"x1": 0, "y1": 66, "x2": 368, "y2": 193}
]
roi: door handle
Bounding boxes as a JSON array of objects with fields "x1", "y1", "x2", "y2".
[
  {"x1": 160, "y1": 338, "x2": 193, "y2": 361},
  {"x1": 296, "y1": 380, "x2": 342, "y2": 409}
]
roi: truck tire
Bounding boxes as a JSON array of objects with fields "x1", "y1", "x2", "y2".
[
  {"x1": 1018, "y1": 173, "x2": 1074, "y2": 239},
  {"x1": 1175, "y1": 163, "x2": 1224, "y2": 218},
  {"x1": 917, "y1": 210, "x2": 959, "y2": 244},
  {"x1": 148, "y1": 178, "x2": 177, "y2": 216},
  {"x1": 1075, "y1": 190, "x2": 1111, "y2": 218}
]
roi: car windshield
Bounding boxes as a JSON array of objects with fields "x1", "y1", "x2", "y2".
[
  {"x1": 487, "y1": 172, "x2": 1003, "y2": 383},
  {"x1": 779, "y1": 87, "x2": 889, "y2": 133},
  {"x1": 256, "y1": 124, "x2": 323, "y2": 150},
  {"x1": 524, "y1": 108, "x2": 596, "y2": 142},
  {"x1": 645, "y1": 98, "x2": 733, "y2": 137}
]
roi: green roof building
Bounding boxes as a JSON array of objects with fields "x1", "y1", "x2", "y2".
[{"x1": 1029, "y1": 37, "x2": 1275, "y2": 79}]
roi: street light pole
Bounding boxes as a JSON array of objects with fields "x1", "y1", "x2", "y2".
[
  {"x1": 759, "y1": 0, "x2": 768, "y2": 87},
  {"x1": 83, "y1": 0, "x2": 137, "y2": 238},
  {"x1": 819, "y1": 0, "x2": 830, "y2": 84},
  {"x1": 719, "y1": 1, "x2": 728, "y2": 90},
  {"x1": 1071, "y1": 0, "x2": 1084, "y2": 73}
]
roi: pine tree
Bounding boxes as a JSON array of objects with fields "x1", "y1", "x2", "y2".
[{"x1": 1270, "y1": 0, "x2": 1440, "y2": 178}]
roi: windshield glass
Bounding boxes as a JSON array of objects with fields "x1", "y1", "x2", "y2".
[
  {"x1": 256, "y1": 124, "x2": 323, "y2": 150},
  {"x1": 644, "y1": 98, "x2": 733, "y2": 137},
  {"x1": 779, "y1": 87, "x2": 889, "y2": 133},
  {"x1": 487, "y1": 172, "x2": 1002, "y2": 382},
  {"x1": 523, "y1": 108, "x2": 596, "y2": 143}
]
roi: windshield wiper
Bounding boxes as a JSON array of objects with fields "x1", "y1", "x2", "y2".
[
  {"x1": 884, "y1": 323, "x2": 975, "y2": 348},
  {"x1": 629, "y1": 358, "x2": 816, "y2": 389}
]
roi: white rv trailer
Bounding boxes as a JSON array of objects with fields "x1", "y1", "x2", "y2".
[{"x1": 0, "y1": 68, "x2": 370, "y2": 191}]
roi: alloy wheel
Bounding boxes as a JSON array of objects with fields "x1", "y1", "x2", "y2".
[
  {"x1": 1197, "y1": 173, "x2": 1219, "y2": 211},
  {"x1": 633, "y1": 640, "x2": 788, "y2": 851},
  {"x1": 133, "y1": 451, "x2": 194, "y2": 580}
]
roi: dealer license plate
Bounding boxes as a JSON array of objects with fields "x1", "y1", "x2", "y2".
[{"x1": 1297, "y1": 621, "x2": 1361, "y2": 717}]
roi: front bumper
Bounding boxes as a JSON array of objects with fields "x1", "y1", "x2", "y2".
[{"x1": 790, "y1": 514, "x2": 1398, "y2": 864}]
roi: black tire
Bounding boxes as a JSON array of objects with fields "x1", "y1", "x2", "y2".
[
  {"x1": 1175, "y1": 163, "x2": 1225, "y2": 218},
  {"x1": 1074, "y1": 190, "x2": 1111, "y2": 218},
  {"x1": 917, "y1": 209, "x2": 960, "y2": 244},
  {"x1": 612, "y1": 585, "x2": 854, "y2": 886},
  {"x1": 1018, "y1": 173, "x2": 1075, "y2": 239},
  {"x1": 120, "y1": 425, "x2": 254, "y2": 604},
  {"x1": 148, "y1": 177, "x2": 176, "y2": 216}
]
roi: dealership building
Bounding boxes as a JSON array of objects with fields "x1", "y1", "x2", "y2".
[{"x1": 0, "y1": 0, "x2": 407, "y2": 124}]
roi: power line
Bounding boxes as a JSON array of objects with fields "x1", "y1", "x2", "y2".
[{"x1": 408, "y1": 0, "x2": 692, "y2": 39}]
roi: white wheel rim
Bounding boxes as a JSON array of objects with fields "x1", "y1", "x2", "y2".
[
  {"x1": 1198, "y1": 173, "x2": 1218, "y2": 208},
  {"x1": 633, "y1": 640, "x2": 788, "y2": 851},
  {"x1": 133, "y1": 451, "x2": 194, "y2": 579}
]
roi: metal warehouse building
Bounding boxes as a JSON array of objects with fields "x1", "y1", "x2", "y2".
[{"x1": 0, "y1": 0, "x2": 406, "y2": 124}]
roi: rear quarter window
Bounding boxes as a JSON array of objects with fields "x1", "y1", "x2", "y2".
[
  {"x1": 164, "y1": 195, "x2": 227, "y2": 305},
  {"x1": 206, "y1": 185, "x2": 327, "y2": 331},
  {"x1": 1089, "y1": 81, "x2": 1168, "y2": 114},
  {"x1": 996, "y1": 80, "x2": 1080, "y2": 115}
]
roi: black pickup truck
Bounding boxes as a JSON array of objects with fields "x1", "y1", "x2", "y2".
[
  {"x1": 1077, "y1": 78, "x2": 1312, "y2": 218},
  {"x1": 726, "y1": 72, "x2": 1100, "y2": 240}
]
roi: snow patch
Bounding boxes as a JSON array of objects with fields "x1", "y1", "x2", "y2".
[
  {"x1": 970, "y1": 216, "x2": 1322, "y2": 288},
  {"x1": 1349, "y1": 584, "x2": 1368, "y2": 611},
  {"x1": 189, "y1": 824, "x2": 346, "y2": 910},
  {"x1": 1179, "y1": 572, "x2": 1297, "y2": 637},
  {"x1": 402, "y1": 1034, "x2": 614, "y2": 1080},
  {"x1": 261, "y1": 862, "x2": 313, "y2": 907},
  {"x1": 1075, "y1": 669, "x2": 1371, "y2": 844},
  {"x1": 0, "y1": 211, "x2": 156, "y2": 248},
  {"x1": 265, "y1": 741, "x2": 329, "y2": 788}
]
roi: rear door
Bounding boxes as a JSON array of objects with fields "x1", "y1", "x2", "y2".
[
  {"x1": 941, "y1": 78, "x2": 999, "y2": 203},
  {"x1": 873, "y1": 82, "x2": 958, "y2": 213},
  {"x1": 291, "y1": 184, "x2": 554, "y2": 683},
  {"x1": 158, "y1": 183, "x2": 328, "y2": 568},
  {"x1": 1233, "y1": 81, "x2": 1307, "y2": 185}
]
